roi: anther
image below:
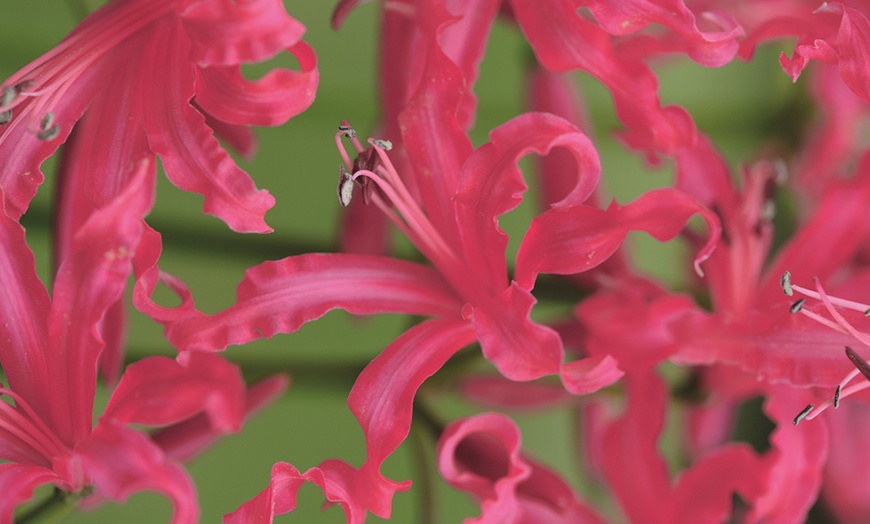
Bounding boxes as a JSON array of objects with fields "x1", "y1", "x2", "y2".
[
  {"x1": 793, "y1": 404, "x2": 814, "y2": 425},
  {"x1": 845, "y1": 346, "x2": 870, "y2": 382},
  {"x1": 834, "y1": 385, "x2": 841, "y2": 408},
  {"x1": 864, "y1": 308, "x2": 870, "y2": 317},
  {"x1": 36, "y1": 112, "x2": 59, "y2": 141},
  {"x1": 789, "y1": 298, "x2": 806, "y2": 313},
  {"x1": 781, "y1": 271, "x2": 793, "y2": 296},
  {"x1": 372, "y1": 138, "x2": 392, "y2": 151},
  {"x1": 338, "y1": 125, "x2": 356, "y2": 139},
  {"x1": 0, "y1": 110, "x2": 10, "y2": 125},
  {"x1": 337, "y1": 164, "x2": 354, "y2": 207}
]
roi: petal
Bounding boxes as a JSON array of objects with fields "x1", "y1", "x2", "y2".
[
  {"x1": 154, "y1": 374, "x2": 288, "y2": 463},
  {"x1": 817, "y1": 2, "x2": 870, "y2": 103},
  {"x1": 459, "y1": 375, "x2": 573, "y2": 410},
  {"x1": 45, "y1": 162, "x2": 154, "y2": 446},
  {"x1": 76, "y1": 422, "x2": 198, "y2": 524},
  {"x1": 348, "y1": 318, "x2": 477, "y2": 516},
  {"x1": 140, "y1": 18, "x2": 275, "y2": 233},
  {"x1": 471, "y1": 283, "x2": 563, "y2": 381},
  {"x1": 0, "y1": 199, "x2": 50, "y2": 412},
  {"x1": 180, "y1": 0, "x2": 306, "y2": 65},
  {"x1": 559, "y1": 354, "x2": 624, "y2": 395},
  {"x1": 162, "y1": 254, "x2": 462, "y2": 351},
  {"x1": 821, "y1": 398, "x2": 870, "y2": 522},
  {"x1": 583, "y1": 0, "x2": 744, "y2": 67},
  {"x1": 0, "y1": 464, "x2": 64, "y2": 523},
  {"x1": 194, "y1": 42, "x2": 317, "y2": 127},
  {"x1": 103, "y1": 352, "x2": 245, "y2": 432},
  {"x1": 509, "y1": 0, "x2": 697, "y2": 158},
  {"x1": 454, "y1": 112, "x2": 601, "y2": 295},
  {"x1": 516, "y1": 188, "x2": 720, "y2": 289}
]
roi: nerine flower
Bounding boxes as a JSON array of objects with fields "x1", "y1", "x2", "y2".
[
  {"x1": 0, "y1": 0, "x2": 317, "y2": 233},
  {"x1": 0, "y1": 164, "x2": 275, "y2": 522},
  {"x1": 149, "y1": 5, "x2": 719, "y2": 518}
]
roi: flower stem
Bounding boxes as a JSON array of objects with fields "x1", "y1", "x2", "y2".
[{"x1": 16, "y1": 489, "x2": 78, "y2": 524}]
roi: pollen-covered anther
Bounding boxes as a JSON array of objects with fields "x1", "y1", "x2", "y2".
[
  {"x1": 337, "y1": 164, "x2": 354, "y2": 207},
  {"x1": 37, "y1": 112, "x2": 59, "y2": 141},
  {"x1": 781, "y1": 271, "x2": 793, "y2": 296},
  {"x1": 338, "y1": 124, "x2": 356, "y2": 139},
  {"x1": 1, "y1": 85, "x2": 16, "y2": 108},
  {"x1": 793, "y1": 404, "x2": 814, "y2": 425},
  {"x1": 372, "y1": 138, "x2": 392, "y2": 151},
  {"x1": 789, "y1": 298, "x2": 806, "y2": 313},
  {"x1": 834, "y1": 385, "x2": 841, "y2": 408},
  {"x1": 0, "y1": 110, "x2": 10, "y2": 125}
]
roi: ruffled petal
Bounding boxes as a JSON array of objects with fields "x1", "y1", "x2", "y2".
[
  {"x1": 162, "y1": 254, "x2": 462, "y2": 351},
  {"x1": 103, "y1": 352, "x2": 245, "y2": 432},
  {"x1": 516, "y1": 188, "x2": 720, "y2": 290},
  {"x1": 471, "y1": 283, "x2": 563, "y2": 381},
  {"x1": 140, "y1": 18, "x2": 275, "y2": 233},
  {"x1": 807, "y1": 3, "x2": 870, "y2": 103},
  {"x1": 347, "y1": 318, "x2": 477, "y2": 516},
  {"x1": 559, "y1": 354, "x2": 624, "y2": 395},
  {"x1": 0, "y1": 198, "x2": 50, "y2": 412},
  {"x1": 455, "y1": 112, "x2": 601, "y2": 295},
  {"x1": 583, "y1": 0, "x2": 744, "y2": 67},
  {"x1": 179, "y1": 0, "x2": 306, "y2": 65},
  {"x1": 510, "y1": 0, "x2": 697, "y2": 158},
  {"x1": 76, "y1": 422, "x2": 198, "y2": 524},
  {"x1": 45, "y1": 162, "x2": 154, "y2": 446},
  {"x1": 0, "y1": 464, "x2": 64, "y2": 523},
  {"x1": 194, "y1": 42, "x2": 317, "y2": 127}
]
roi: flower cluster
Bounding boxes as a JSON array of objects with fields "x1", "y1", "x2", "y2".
[{"x1": 4, "y1": 0, "x2": 870, "y2": 522}]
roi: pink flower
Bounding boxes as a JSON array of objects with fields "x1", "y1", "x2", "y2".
[
  {"x1": 0, "y1": 164, "x2": 274, "y2": 522},
  {"x1": 0, "y1": 0, "x2": 317, "y2": 233}
]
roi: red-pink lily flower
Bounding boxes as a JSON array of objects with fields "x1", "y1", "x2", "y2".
[
  {"x1": 151, "y1": 48, "x2": 718, "y2": 524},
  {"x1": 0, "y1": 0, "x2": 317, "y2": 233},
  {"x1": 0, "y1": 164, "x2": 276, "y2": 522}
]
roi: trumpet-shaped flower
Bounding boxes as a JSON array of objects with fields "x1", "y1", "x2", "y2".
[{"x1": 0, "y1": 0, "x2": 317, "y2": 233}]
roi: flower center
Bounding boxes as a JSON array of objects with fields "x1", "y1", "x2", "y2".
[
  {"x1": 0, "y1": 385, "x2": 69, "y2": 467},
  {"x1": 783, "y1": 272, "x2": 870, "y2": 423}
]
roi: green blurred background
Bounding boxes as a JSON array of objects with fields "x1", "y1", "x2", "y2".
[{"x1": 1, "y1": 1, "x2": 802, "y2": 522}]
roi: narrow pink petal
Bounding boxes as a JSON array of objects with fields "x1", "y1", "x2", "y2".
[
  {"x1": 746, "y1": 386, "x2": 828, "y2": 523},
  {"x1": 0, "y1": 201, "x2": 50, "y2": 412},
  {"x1": 459, "y1": 375, "x2": 573, "y2": 409},
  {"x1": 194, "y1": 42, "x2": 317, "y2": 127},
  {"x1": 821, "y1": 399, "x2": 870, "y2": 522},
  {"x1": 599, "y1": 373, "x2": 670, "y2": 522},
  {"x1": 132, "y1": 224, "x2": 199, "y2": 324},
  {"x1": 823, "y1": 2, "x2": 870, "y2": 103},
  {"x1": 510, "y1": 0, "x2": 697, "y2": 158},
  {"x1": 140, "y1": 19, "x2": 275, "y2": 233},
  {"x1": 180, "y1": 0, "x2": 306, "y2": 65},
  {"x1": 0, "y1": 464, "x2": 64, "y2": 523},
  {"x1": 163, "y1": 254, "x2": 462, "y2": 351},
  {"x1": 77, "y1": 422, "x2": 198, "y2": 524},
  {"x1": 225, "y1": 459, "x2": 373, "y2": 524},
  {"x1": 516, "y1": 188, "x2": 720, "y2": 289},
  {"x1": 155, "y1": 375, "x2": 288, "y2": 463},
  {"x1": 45, "y1": 163, "x2": 154, "y2": 446},
  {"x1": 348, "y1": 318, "x2": 477, "y2": 516},
  {"x1": 471, "y1": 283, "x2": 563, "y2": 381},
  {"x1": 455, "y1": 112, "x2": 601, "y2": 295},
  {"x1": 199, "y1": 107, "x2": 257, "y2": 158},
  {"x1": 559, "y1": 354, "x2": 624, "y2": 395},
  {"x1": 103, "y1": 352, "x2": 245, "y2": 432},
  {"x1": 583, "y1": 0, "x2": 744, "y2": 67},
  {"x1": 666, "y1": 444, "x2": 765, "y2": 522}
]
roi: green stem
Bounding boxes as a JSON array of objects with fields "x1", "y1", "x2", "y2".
[{"x1": 16, "y1": 489, "x2": 80, "y2": 524}]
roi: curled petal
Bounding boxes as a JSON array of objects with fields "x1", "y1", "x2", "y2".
[
  {"x1": 438, "y1": 413, "x2": 607, "y2": 523},
  {"x1": 559, "y1": 354, "x2": 624, "y2": 395},
  {"x1": 163, "y1": 254, "x2": 462, "y2": 351},
  {"x1": 516, "y1": 188, "x2": 720, "y2": 289},
  {"x1": 180, "y1": 0, "x2": 306, "y2": 65},
  {"x1": 808, "y1": 3, "x2": 870, "y2": 103},
  {"x1": 455, "y1": 112, "x2": 601, "y2": 294},
  {"x1": 76, "y1": 422, "x2": 198, "y2": 524},
  {"x1": 194, "y1": 42, "x2": 318, "y2": 127}
]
